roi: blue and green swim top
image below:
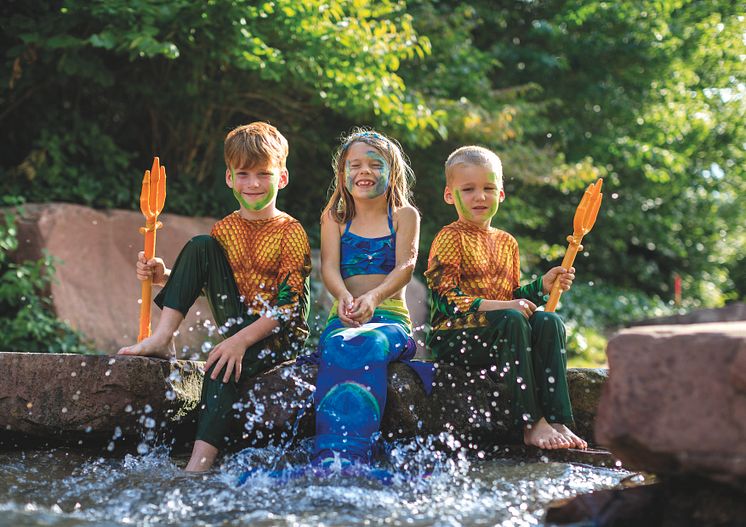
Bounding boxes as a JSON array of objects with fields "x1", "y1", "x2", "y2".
[{"x1": 340, "y1": 206, "x2": 396, "y2": 279}]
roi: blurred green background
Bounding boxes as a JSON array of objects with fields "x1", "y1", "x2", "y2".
[{"x1": 2, "y1": 0, "x2": 744, "y2": 364}]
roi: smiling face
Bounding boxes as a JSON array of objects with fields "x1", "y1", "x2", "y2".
[
  {"x1": 343, "y1": 142, "x2": 390, "y2": 201},
  {"x1": 226, "y1": 160, "x2": 287, "y2": 215},
  {"x1": 444, "y1": 163, "x2": 504, "y2": 228}
]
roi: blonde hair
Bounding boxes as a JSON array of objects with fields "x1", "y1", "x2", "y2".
[
  {"x1": 445, "y1": 145, "x2": 503, "y2": 187},
  {"x1": 224, "y1": 122, "x2": 289, "y2": 170},
  {"x1": 322, "y1": 128, "x2": 414, "y2": 223}
]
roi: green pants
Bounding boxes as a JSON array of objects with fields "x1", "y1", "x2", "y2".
[
  {"x1": 428, "y1": 309, "x2": 573, "y2": 427},
  {"x1": 155, "y1": 235, "x2": 291, "y2": 447}
]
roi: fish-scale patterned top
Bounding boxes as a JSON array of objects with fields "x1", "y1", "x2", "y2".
[
  {"x1": 425, "y1": 220, "x2": 544, "y2": 331},
  {"x1": 211, "y1": 211, "x2": 311, "y2": 339}
]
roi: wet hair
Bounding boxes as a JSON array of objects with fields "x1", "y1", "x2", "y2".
[
  {"x1": 445, "y1": 145, "x2": 503, "y2": 187},
  {"x1": 322, "y1": 128, "x2": 415, "y2": 223},
  {"x1": 224, "y1": 122, "x2": 289, "y2": 170}
]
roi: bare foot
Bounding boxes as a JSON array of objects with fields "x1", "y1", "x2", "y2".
[
  {"x1": 523, "y1": 417, "x2": 572, "y2": 450},
  {"x1": 185, "y1": 440, "x2": 218, "y2": 472},
  {"x1": 117, "y1": 333, "x2": 174, "y2": 358},
  {"x1": 551, "y1": 423, "x2": 588, "y2": 449}
]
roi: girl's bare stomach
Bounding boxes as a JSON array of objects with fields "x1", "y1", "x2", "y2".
[{"x1": 344, "y1": 274, "x2": 405, "y2": 300}]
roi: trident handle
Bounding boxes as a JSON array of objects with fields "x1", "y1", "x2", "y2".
[
  {"x1": 544, "y1": 178, "x2": 602, "y2": 313},
  {"x1": 545, "y1": 237, "x2": 582, "y2": 312},
  {"x1": 137, "y1": 157, "x2": 166, "y2": 342}
]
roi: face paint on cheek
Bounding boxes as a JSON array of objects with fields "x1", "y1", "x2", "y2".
[
  {"x1": 230, "y1": 167, "x2": 251, "y2": 210},
  {"x1": 453, "y1": 189, "x2": 472, "y2": 221},
  {"x1": 367, "y1": 151, "x2": 390, "y2": 198},
  {"x1": 231, "y1": 167, "x2": 280, "y2": 211},
  {"x1": 485, "y1": 173, "x2": 500, "y2": 220},
  {"x1": 344, "y1": 160, "x2": 354, "y2": 194}
]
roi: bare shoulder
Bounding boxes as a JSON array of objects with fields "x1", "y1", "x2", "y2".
[
  {"x1": 393, "y1": 205, "x2": 420, "y2": 227},
  {"x1": 321, "y1": 209, "x2": 345, "y2": 236}
]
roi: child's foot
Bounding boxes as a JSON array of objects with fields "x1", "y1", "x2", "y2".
[
  {"x1": 523, "y1": 417, "x2": 572, "y2": 450},
  {"x1": 550, "y1": 423, "x2": 588, "y2": 449},
  {"x1": 185, "y1": 440, "x2": 218, "y2": 472},
  {"x1": 117, "y1": 333, "x2": 174, "y2": 358}
]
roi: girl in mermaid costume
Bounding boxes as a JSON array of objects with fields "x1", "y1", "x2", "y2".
[{"x1": 304, "y1": 129, "x2": 433, "y2": 469}]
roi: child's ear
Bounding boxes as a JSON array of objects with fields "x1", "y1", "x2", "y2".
[
  {"x1": 443, "y1": 186, "x2": 455, "y2": 205},
  {"x1": 225, "y1": 168, "x2": 233, "y2": 188},
  {"x1": 278, "y1": 168, "x2": 289, "y2": 189},
  {"x1": 499, "y1": 188, "x2": 505, "y2": 202}
]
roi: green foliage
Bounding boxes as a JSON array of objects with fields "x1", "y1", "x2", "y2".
[
  {"x1": 1, "y1": 0, "x2": 743, "y2": 352},
  {"x1": 0, "y1": 203, "x2": 95, "y2": 353},
  {"x1": 560, "y1": 281, "x2": 683, "y2": 367}
]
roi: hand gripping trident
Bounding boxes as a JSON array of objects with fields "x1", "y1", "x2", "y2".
[
  {"x1": 545, "y1": 178, "x2": 603, "y2": 312},
  {"x1": 137, "y1": 157, "x2": 166, "y2": 342}
]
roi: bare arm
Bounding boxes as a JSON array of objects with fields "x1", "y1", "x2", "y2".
[
  {"x1": 349, "y1": 206, "x2": 419, "y2": 322},
  {"x1": 320, "y1": 211, "x2": 356, "y2": 325}
]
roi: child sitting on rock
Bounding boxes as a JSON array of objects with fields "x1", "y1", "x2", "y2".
[
  {"x1": 425, "y1": 145, "x2": 586, "y2": 450},
  {"x1": 308, "y1": 129, "x2": 430, "y2": 467},
  {"x1": 118, "y1": 122, "x2": 311, "y2": 470}
]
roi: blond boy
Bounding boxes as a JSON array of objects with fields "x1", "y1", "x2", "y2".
[
  {"x1": 118, "y1": 122, "x2": 311, "y2": 469},
  {"x1": 425, "y1": 146, "x2": 586, "y2": 450}
]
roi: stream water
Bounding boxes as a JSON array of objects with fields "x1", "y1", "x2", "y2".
[{"x1": 0, "y1": 439, "x2": 629, "y2": 527}]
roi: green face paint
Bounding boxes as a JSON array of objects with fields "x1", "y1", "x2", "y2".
[
  {"x1": 343, "y1": 148, "x2": 390, "y2": 199},
  {"x1": 367, "y1": 150, "x2": 390, "y2": 198},
  {"x1": 344, "y1": 160, "x2": 354, "y2": 194},
  {"x1": 453, "y1": 189, "x2": 472, "y2": 221},
  {"x1": 485, "y1": 172, "x2": 500, "y2": 220},
  {"x1": 231, "y1": 167, "x2": 280, "y2": 212},
  {"x1": 453, "y1": 171, "x2": 501, "y2": 225}
]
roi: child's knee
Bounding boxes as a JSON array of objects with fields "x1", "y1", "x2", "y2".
[
  {"x1": 531, "y1": 311, "x2": 564, "y2": 331},
  {"x1": 501, "y1": 309, "x2": 531, "y2": 329},
  {"x1": 189, "y1": 234, "x2": 218, "y2": 249}
]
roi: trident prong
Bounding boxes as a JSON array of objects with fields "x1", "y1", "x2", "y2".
[
  {"x1": 137, "y1": 157, "x2": 167, "y2": 342},
  {"x1": 545, "y1": 178, "x2": 603, "y2": 312}
]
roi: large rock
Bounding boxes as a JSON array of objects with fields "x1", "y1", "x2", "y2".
[
  {"x1": 11, "y1": 203, "x2": 216, "y2": 355},
  {"x1": 10, "y1": 203, "x2": 429, "y2": 357},
  {"x1": 0, "y1": 352, "x2": 604, "y2": 454},
  {"x1": 595, "y1": 322, "x2": 746, "y2": 485},
  {"x1": 0, "y1": 352, "x2": 202, "y2": 449},
  {"x1": 545, "y1": 477, "x2": 746, "y2": 527},
  {"x1": 630, "y1": 302, "x2": 746, "y2": 327}
]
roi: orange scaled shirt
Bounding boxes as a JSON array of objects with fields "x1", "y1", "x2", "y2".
[
  {"x1": 211, "y1": 211, "x2": 311, "y2": 342},
  {"x1": 425, "y1": 220, "x2": 540, "y2": 332}
]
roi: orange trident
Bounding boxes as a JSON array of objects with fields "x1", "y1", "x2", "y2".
[
  {"x1": 545, "y1": 178, "x2": 603, "y2": 312},
  {"x1": 137, "y1": 157, "x2": 167, "y2": 341}
]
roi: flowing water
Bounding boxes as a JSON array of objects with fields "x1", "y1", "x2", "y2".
[{"x1": 0, "y1": 439, "x2": 629, "y2": 527}]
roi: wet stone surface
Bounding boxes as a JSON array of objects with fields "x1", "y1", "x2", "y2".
[{"x1": 1, "y1": 352, "x2": 607, "y2": 467}]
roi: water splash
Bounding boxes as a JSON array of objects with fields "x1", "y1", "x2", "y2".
[{"x1": 0, "y1": 441, "x2": 629, "y2": 527}]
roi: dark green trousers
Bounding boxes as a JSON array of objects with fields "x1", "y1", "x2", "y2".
[
  {"x1": 155, "y1": 235, "x2": 291, "y2": 447},
  {"x1": 428, "y1": 309, "x2": 573, "y2": 426}
]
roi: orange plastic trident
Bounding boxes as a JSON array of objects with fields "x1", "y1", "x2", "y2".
[
  {"x1": 137, "y1": 157, "x2": 167, "y2": 341},
  {"x1": 545, "y1": 178, "x2": 603, "y2": 312}
]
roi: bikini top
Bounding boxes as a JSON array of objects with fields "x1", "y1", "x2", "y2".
[{"x1": 339, "y1": 207, "x2": 396, "y2": 279}]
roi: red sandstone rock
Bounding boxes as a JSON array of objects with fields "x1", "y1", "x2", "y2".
[
  {"x1": 595, "y1": 322, "x2": 746, "y2": 485},
  {"x1": 12, "y1": 203, "x2": 216, "y2": 355}
]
